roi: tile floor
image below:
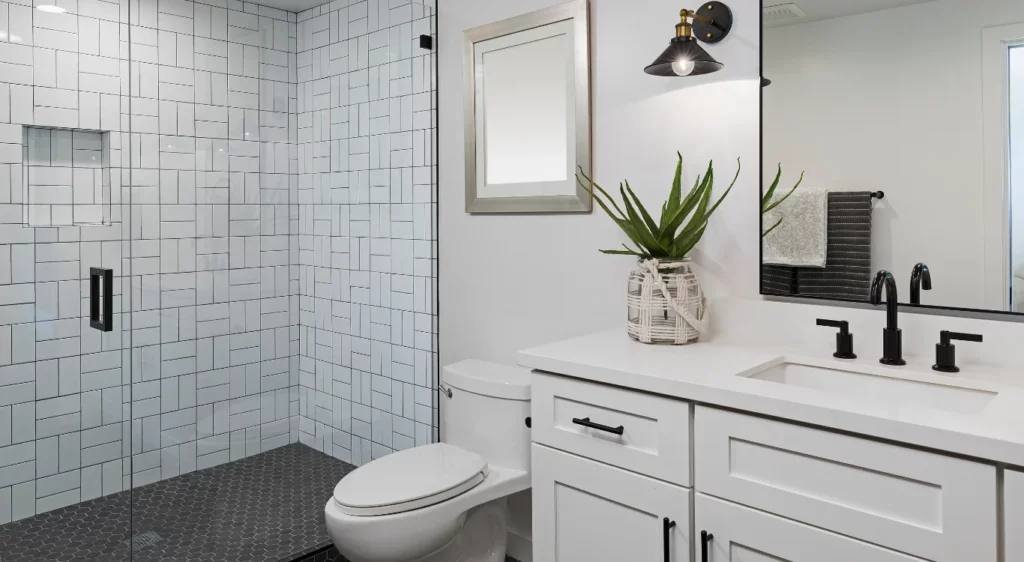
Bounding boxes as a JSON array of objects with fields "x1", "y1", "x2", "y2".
[{"x1": 0, "y1": 443, "x2": 354, "y2": 562}]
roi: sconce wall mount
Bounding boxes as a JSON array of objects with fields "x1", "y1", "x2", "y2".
[{"x1": 645, "y1": 2, "x2": 733, "y2": 77}]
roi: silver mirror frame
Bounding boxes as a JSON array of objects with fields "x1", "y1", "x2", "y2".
[{"x1": 463, "y1": 0, "x2": 592, "y2": 214}]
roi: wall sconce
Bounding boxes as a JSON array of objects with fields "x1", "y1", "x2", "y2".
[{"x1": 644, "y1": 2, "x2": 733, "y2": 77}]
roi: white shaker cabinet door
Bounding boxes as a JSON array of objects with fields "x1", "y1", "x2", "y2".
[
  {"x1": 695, "y1": 493, "x2": 923, "y2": 562},
  {"x1": 532, "y1": 443, "x2": 691, "y2": 562},
  {"x1": 1008, "y1": 470, "x2": 1024, "y2": 562}
]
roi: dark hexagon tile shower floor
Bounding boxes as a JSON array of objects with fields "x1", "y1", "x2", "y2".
[{"x1": 0, "y1": 443, "x2": 355, "y2": 562}]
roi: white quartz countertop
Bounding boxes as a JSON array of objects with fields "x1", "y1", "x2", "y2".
[{"x1": 518, "y1": 329, "x2": 1024, "y2": 467}]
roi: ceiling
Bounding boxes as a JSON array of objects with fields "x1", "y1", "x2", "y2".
[
  {"x1": 252, "y1": 0, "x2": 324, "y2": 13},
  {"x1": 763, "y1": 0, "x2": 936, "y2": 28}
]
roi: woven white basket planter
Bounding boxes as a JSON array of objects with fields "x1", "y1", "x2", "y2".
[{"x1": 626, "y1": 258, "x2": 707, "y2": 345}]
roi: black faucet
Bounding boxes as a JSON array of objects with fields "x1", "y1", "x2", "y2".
[
  {"x1": 869, "y1": 270, "x2": 906, "y2": 366},
  {"x1": 910, "y1": 263, "x2": 932, "y2": 305}
]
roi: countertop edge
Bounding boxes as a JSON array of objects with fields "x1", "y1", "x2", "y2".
[{"x1": 517, "y1": 347, "x2": 1024, "y2": 468}]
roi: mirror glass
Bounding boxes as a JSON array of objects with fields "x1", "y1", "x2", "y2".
[
  {"x1": 761, "y1": 0, "x2": 1024, "y2": 313},
  {"x1": 481, "y1": 32, "x2": 569, "y2": 185}
]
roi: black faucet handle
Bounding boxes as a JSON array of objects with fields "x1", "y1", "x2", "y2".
[
  {"x1": 816, "y1": 318, "x2": 849, "y2": 333},
  {"x1": 817, "y1": 319, "x2": 856, "y2": 359},
  {"x1": 940, "y1": 330, "x2": 983, "y2": 344},
  {"x1": 934, "y1": 331, "x2": 983, "y2": 373}
]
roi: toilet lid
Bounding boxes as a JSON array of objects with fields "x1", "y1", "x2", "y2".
[{"x1": 333, "y1": 443, "x2": 488, "y2": 516}]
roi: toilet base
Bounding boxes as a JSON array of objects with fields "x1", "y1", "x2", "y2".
[{"x1": 418, "y1": 500, "x2": 508, "y2": 562}]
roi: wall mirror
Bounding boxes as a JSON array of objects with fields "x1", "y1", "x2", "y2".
[
  {"x1": 463, "y1": 0, "x2": 591, "y2": 213},
  {"x1": 761, "y1": 0, "x2": 1024, "y2": 315}
]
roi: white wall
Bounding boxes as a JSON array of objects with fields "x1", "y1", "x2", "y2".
[
  {"x1": 438, "y1": 0, "x2": 760, "y2": 557},
  {"x1": 439, "y1": 0, "x2": 761, "y2": 369},
  {"x1": 764, "y1": 0, "x2": 1024, "y2": 310}
]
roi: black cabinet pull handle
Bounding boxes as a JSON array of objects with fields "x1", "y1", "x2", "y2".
[
  {"x1": 571, "y1": 417, "x2": 624, "y2": 435},
  {"x1": 701, "y1": 530, "x2": 714, "y2": 562},
  {"x1": 663, "y1": 518, "x2": 676, "y2": 562},
  {"x1": 89, "y1": 267, "x2": 113, "y2": 332}
]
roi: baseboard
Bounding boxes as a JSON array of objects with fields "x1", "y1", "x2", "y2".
[{"x1": 507, "y1": 531, "x2": 533, "y2": 562}]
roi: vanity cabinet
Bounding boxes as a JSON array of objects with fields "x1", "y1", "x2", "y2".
[
  {"x1": 531, "y1": 371, "x2": 1001, "y2": 562},
  {"x1": 1008, "y1": 470, "x2": 1024, "y2": 561},
  {"x1": 695, "y1": 407, "x2": 997, "y2": 562},
  {"x1": 696, "y1": 493, "x2": 923, "y2": 562},
  {"x1": 531, "y1": 372, "x2": 691, "y2": 486},
  {"x1": 532, "y1": 444, "x2": 691, "y2": 562}
]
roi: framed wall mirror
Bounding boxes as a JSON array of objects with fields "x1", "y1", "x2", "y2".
[
  {"x1": 760, "y1": 0, "x2": 1024, "y2": 316},
  {"x1": 463, "y1": 0, "x2": 592, "y2": 213}
]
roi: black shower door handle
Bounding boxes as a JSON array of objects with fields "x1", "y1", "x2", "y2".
[{"x1": 90, "y1": 267, "x2": 113, "y2": 332}]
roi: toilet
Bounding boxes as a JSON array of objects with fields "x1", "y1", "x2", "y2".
[{"x1": 324, "y1": 360, "x2": 532, "y2": 562}]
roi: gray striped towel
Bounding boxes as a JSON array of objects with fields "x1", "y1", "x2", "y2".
[
  {"x1": 796, "y1": 191, "x2": 873, "y2": 300},
  {"x1": 761, "y1": 191, "x2": 873, "y2": 300}
]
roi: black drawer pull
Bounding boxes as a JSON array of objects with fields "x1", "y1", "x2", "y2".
[
  {"x1": 89, "y1": 267, "x2": 113, "y2": 332},
  {"x1": 663, "y1": 518, "x2": 676, "y2": 562},
  {"x1": 701, "y1": 530, "x2": 714, "y2": 562},
  {"x1": 571, "y1": 417, "x2": 624, "y2": 435}
]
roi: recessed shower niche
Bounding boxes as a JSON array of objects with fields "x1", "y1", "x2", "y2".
[{"x1": 22, "y1": 126, "x2": 116, "y2": 227}]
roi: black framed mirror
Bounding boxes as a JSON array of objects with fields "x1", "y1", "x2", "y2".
[{"x1": 760, "y1": 0, "x2": 1024, "y2": 317}]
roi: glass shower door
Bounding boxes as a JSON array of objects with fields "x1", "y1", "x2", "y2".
[{"x1": 0, "y1": 0, "x2": 134, "y2": 558}]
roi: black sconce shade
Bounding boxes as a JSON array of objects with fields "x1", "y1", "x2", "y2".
[{"x1": 644, "y1": 37, "x2": 724, "y2": 77}]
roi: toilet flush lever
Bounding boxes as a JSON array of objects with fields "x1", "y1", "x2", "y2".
[{"x1": 439, "y1": 383, "x2": 453, "y2": 398}]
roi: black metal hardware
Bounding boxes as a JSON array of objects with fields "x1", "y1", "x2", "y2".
[
  {"x1": 89, "y1": 267, "x2": 113, "y2": 332},
  {"x1": 571, "y1": 417, "x2": 624, "y2": 436},
  {"x1": 933, "y1": 330, "x2": 983, "y2": 373},
  {"x1": 692, "y1": 1, "x2": 733, "y2": 44},
  {"x1": 525, "y1": 417, "x2": 531, "y2": 428},
  {"x1": 701, "y1": 530, "x2": 714, "y2": 562},
  {"x1": 816, "y1": 318, "x2": 856, "y2": 359},
  {"x1": 419, "y1": 34, "x2": 433, "y2": 50},
  {"x1": 761, "y1": 76, "x2": 771, "y2": 87},
  {"x1": 871, "y1": 191, "x2": 884, "y2": 199},
  {"x1": 910, "y1": 263, "x2": 932, "y2": 305},
  {"x1": 869, "y1": 270, "x2": 905, "y2": 366},
  {"x1": 663, "y1": 518, "x2": 676, "y2": 562}
]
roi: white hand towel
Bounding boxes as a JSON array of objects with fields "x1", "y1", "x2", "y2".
[{"x1": 763, "y1": 187, "x2": 829, "y2": 268}]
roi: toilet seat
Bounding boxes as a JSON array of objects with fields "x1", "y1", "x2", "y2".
[{"x1": 333, "y1": 443, "x2": 489, "y2": 517}]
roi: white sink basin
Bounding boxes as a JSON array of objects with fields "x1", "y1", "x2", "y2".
[{"x1": 743, "y1": 362, "x2": 998, "y2": 414}]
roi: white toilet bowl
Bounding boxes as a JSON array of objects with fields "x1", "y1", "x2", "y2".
[{"x1": 324, "y1": 360, "x2": 532, "y2": 562}]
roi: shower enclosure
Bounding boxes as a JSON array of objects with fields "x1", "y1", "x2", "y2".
[{"x1": 0, "y1": 0, "x2": 437, "y2": 558}]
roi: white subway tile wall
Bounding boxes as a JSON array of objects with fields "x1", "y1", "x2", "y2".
[
  {"x1": 0, "y1": 0, "x2": 435, "y2": 526},
  {"x1": 294, "y1": 0, "x2": 437, "y2": 466}
]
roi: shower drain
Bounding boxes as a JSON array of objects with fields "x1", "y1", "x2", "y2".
[{"x1": 126, "y1": 530, "x2": 163, "y2": 550}]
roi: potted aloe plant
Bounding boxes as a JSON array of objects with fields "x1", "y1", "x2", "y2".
[{"x1": 577, "y1": 154, "x2": 739, "y2": 344}]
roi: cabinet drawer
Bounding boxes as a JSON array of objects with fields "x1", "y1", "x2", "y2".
[
  {"x1": 696, "y1": 493, "x2": 922, "y2": 562},
  {"x1": 1008, "y1": 470, "x2": 1024, "y2": 562},
  {"x1": 532, "y1": 444, "x2": 691, "y2": 562},
  {"x1": 532, "y1": 371, "x2": 690, "y2": 485},
  {"x1": 695, "y1": 406, "x2": 996, "y2": 562}
]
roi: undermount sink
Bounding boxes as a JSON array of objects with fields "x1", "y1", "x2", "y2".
[{"x1": 743, "y1": 362, "x2": 998, "y2": 414}]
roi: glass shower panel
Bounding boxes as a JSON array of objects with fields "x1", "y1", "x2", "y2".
[
  {"x1": 0, "y1": 0, "x2": 133, "y2": 559},
  {"x1": 126, "y1": 0, "x2": 299, "y2": 559}
]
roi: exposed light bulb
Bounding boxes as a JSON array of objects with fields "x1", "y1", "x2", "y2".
[
  {"x1": 671, "y1": 58, "x2": 695, "y2": 76},
  {"x1": 36, "y1": 4, "x2": 67, "y2": 13}
]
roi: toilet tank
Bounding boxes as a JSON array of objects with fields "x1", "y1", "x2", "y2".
[{"x1": 441, "y1": 360, "x2": 531, "y2": 472}]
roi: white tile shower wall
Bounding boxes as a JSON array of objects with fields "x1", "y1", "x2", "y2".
[
  {"x1": 0, "y1": 0, "x2": 304, "y2": 525},
  {"x1": 294, "y1": 0, "x2": 437, "y2": 467}
]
